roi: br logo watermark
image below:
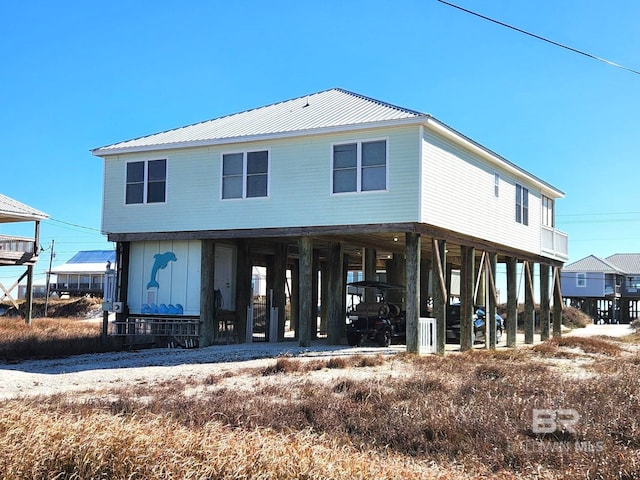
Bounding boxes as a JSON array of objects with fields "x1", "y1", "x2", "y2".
[
  {"x1": 532, "y1": 408, "x2": 580, "y2": 434},
  {"x1": 516, "y1": 408, "x2": 605, "y2": 454}
]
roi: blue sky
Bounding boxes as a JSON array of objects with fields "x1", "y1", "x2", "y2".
[{"x1": 2, "y1": 0, "x2": 639, "y2": 288}]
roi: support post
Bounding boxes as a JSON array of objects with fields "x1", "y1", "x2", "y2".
[
  {"x1": 487, "y1": 252, "x2": 498, "y2": 349},
  {"x1": 298, "y1": 237, "x2": 313, "y2": 347},
  {"x1": 199, "y1": 240, "x2": 216, "y2": 347},
  {"x1": 539, "y1": 263, "x2": 551, "y2": 341},
  {"x1": 552, "y1": 266, "x2": 563, "y2": 338},
  {"x1": 326, "y1": 242, "x2": 344, "y2": 345},
  {"x1": 432, "y1": 238, "x2": 447, "y2": 355},
  {"x1": 524, "y1": 261, "x2": 535, "y2": 344},
  {"x1": 506, "y1": 257, "x2": 518, "y2": 347},
  {"x1": 460, "y1": 246, "x2": 475, "y2": 351},
  {"x1": 235, "y1": 239, "x2": 252, "y2": 343},
  {"x1": 405, "y1": 232, "x2": 420, "y2": 353}
]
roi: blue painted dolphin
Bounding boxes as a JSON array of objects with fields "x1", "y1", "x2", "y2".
[{"x1": 147, "y1": 251, "x2": 177, "y2": 289}]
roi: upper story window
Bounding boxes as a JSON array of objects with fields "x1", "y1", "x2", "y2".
[
  {"x1": 494, "y1": 173, "x2": 500, "y2": 197},
  {"x1": 126, "y1": 159, "x2": 166, "y2": 204},
  {"x1": 332, "y1": 140, "x2": 386, "y2": 193},
  {"x1": 576, "y1": 273, "x2": 586, "y2": 288},
  {"x1": 222, "y1": 150, "x2": 269, "y2": 199},
  {"x1": 542, "y1": 195, "x2": 554, "y2": 227},
  {"x1": 515, "y1": 184, "x2": 529, "y2": 225}
]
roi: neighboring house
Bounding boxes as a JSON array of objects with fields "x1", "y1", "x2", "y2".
[
  {"x1": 49, "y1": 250, "x2": 116, "y2": 297},
  {"x1": 0, "y1": 193, "x2": 48, "y2": 322},
  {"x1": 92, "y1": 88, "x2": 568, "y2": 351},
  {"x1": 561, "y1": 253, "x2": 640, "y2": 324}
]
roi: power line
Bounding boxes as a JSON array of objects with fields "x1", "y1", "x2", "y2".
[
  {"x1": 436, "y1": 0, "x2": 640, "y2": 76},
  {"x1": 49, "y1": 217, "x2": 103, "y2": 233}
]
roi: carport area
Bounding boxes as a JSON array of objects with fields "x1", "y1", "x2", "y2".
[{"x1": 188, "y1": 221, "x2": 565, "y2": 354}]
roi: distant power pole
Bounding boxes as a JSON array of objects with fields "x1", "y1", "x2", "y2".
[{"x1": 44, "y1": 239, "x2": 55, "y2": 317}]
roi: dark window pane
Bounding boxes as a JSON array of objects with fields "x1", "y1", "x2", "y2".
[
  {"x1": 247, "y1": 151, "x2": 268, "y2": 174},
  {"x1": 362, "y1": 141, "x2": 386, "y2": 166},
  {"x1": 148, "y1": 159, "x2": 166, "y2": 182},
  {"x1": 247, "y1": 174, "x2": 267, "y2": 197},
  {"x1": 333, "y1": 169, "x2": 357, "y2": 193},
  {"x1": 126, "y1": 162, "x2": 144, "y2": 183},
  {"x1": 126, "y1": 183, "x2": 144, "y2": 204},
  {"x1": 223, "y1": 153, "x2": 244, "y2": 175},
  {"x1": 333, "y1": 144, "x2": 357, "y2": 169},
  {"x1": 362, "y1": 165, "x2": 386, "y2": 191},
  {"x1": 147, "y1": 181, "x2": 166, "y2": 203},
  {"x1": 223, "y1": 176, "x2": 243, "y2": 199}
]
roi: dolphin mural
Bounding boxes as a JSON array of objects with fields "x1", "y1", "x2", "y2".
[{"x1": 147, "y1": 251, "x2": 177, "y2": 289}]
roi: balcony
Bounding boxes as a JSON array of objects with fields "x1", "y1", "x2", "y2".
[
  {"x1": 541, "y1": 226, "x2": 569, "y2": 261},
  {"x1": 0, "y1": 235, "x2": 39, "y2": 266}
]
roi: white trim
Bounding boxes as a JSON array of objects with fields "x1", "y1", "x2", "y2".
[
  {"x1": 220, "y1": 148, "x2": 271, "y2": 200},
  {"x1": 93, "y1": 117, "x2": 426, "y2": 157},
  {"x1": 124, "y1": 158, "x2": 168, "y2": 206},
  {"x1": 418, "y1": 125, "x2": 424, "y2": 221},
  {"x1": 330, "y1": 137, "x2": 389, "y2": 195}
]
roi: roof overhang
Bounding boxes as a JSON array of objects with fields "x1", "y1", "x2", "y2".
[{"x1": 91, "y1": 117, "x2": 429, "y2": 157}]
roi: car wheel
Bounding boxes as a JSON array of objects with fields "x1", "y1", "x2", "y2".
[
  {"x1": 347, "y1": 333, "x2": 361, "y2": 347},
  {"x1": 376, "y1": 330, "x2": 391, "y2": 347}
]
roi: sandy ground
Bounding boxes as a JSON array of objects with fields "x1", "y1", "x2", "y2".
[{"x1": 0, "y1": 323, "x2": 633, "y2": 401}]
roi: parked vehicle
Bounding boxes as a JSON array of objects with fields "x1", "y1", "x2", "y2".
[
  {"x1": 446, "y1": 303, "x2": 503, "y2": 344},
  {"x1": 345, "y1": 281, "x2": 406, "y2": 347}
]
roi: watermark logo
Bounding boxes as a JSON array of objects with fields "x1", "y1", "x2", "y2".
[{"x1": 532, "y1": 408, "x2": 580, "y2": 434}]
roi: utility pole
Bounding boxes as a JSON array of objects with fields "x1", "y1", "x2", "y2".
[{"x1": 44, "y1": 239, "x2": 55, "y2": 317}]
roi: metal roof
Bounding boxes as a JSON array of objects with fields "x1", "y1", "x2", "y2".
[
  {"x1": 91, "y1": 88, "x2": 564, "y2": 197},
  {"x1": 66, "y1": 250, "x2": 115, "y2": 264},
  {"x1": 563, "y1": 255, "x2": 624, "y2": 274},
  {"x1": 606, "y1": 254, "x2": 640, "y2": 274},
  {"x1": 0, "y1": 193, "x2": 49, "y2": 223},
  {"x1": 92, "y1": 88, "x2": 426, "y2": 155},
  {"x1": 50, "y1": 250, "x2": 115, "y2": 275}
]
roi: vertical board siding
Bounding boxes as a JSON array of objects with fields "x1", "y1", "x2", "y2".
[
  {"x1": 102, "y1": 126, "x2": 422, "y2": 234},
  {"x1": 421, "y1": 129, "x2": 542, "y2": 255},
  {"x1": 128, "y1": 240, "x2": 201, "y2": 315}
]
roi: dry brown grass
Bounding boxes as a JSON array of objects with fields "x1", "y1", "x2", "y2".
[
  {"x1": 2, "y1": 319, "x2": 640, "y2": 478},
  {"x1": 0, "y1": 317, "x2": 120, "y2": 361}
]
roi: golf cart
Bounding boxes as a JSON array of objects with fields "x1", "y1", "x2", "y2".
[{"x1": 345, "y1": 281, "x2": 406, "y2": 347}]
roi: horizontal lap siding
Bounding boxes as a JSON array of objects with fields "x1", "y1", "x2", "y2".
[
  {"x1": 102, "y1": 126, "x2": 422, "y2": 233},
  {"x1": 421, "y1": 130, "x2": 542, "y2": 255}
]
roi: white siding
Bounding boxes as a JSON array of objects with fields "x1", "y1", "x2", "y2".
[
  {"x1": 421, "y1": 129, "x2": 542, "y2": 255},
  {"x1": 102, "y1": 126, "x2": 422, "y2": 233}
]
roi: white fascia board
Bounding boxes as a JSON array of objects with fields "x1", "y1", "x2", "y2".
[
  {"x1": 424, "y1": 118, "x2": 565, "y2": 199},
  {"x1": 91, "y1": 117, "x2": 428, "y2": 158}
]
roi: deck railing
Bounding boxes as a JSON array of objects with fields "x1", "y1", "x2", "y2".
[{"x1": 541, "y1": 226, "x2": 569, "y2": 260}]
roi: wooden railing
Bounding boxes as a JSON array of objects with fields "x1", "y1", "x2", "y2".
[{"x1": 0, "y1": 235, "x2": 38, "y2": 265}]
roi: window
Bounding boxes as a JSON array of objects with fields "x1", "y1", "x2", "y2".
[
  {"x1": 494, "y1": 173, "x2": 500, "y2": 197},
  {"x1": 577, "y1": 273, "x2": 586, "y2": 288},
  {"x1": 126, "y1": 159, "x2": 166, "y2": 204},
  {"x1": 332, "y1": 140, "x2": 386, "y2": 193},
  {"x1": 222, "y1": 150, "x2": 269, "y2": 199},
  {"x1": 542, "y1": 195, "x2": 554, "y2": 227},
  {"x1": 515, "y1": 184, "x2": 529, "y2": 225}
]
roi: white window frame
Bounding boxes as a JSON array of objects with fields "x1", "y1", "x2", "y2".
[
  {"x1": 542, "y1": 195, "x2": 554, "y2": 227},
  {"x1": 515, "y1": 184, "x2": 529, "y2": 225},
  {"x1": 331, "y1": 138, "x2": 388, "y2": 194},
  {"x1": 576, "y1": 273, "x2": 586, "y2": 288},
  {"x1": 494, "y1": 173, "x2": 500, "y2": 197},
  {"x1": 125, "y1": 159, "x2": 167, "y2": 205},
  {"x1": 221, "y1": 149, "x2": 270, "y2": 200}
]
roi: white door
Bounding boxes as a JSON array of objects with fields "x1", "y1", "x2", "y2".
[{"x1": 214, "y1": 244, "x2": 235, "y2": 310}]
